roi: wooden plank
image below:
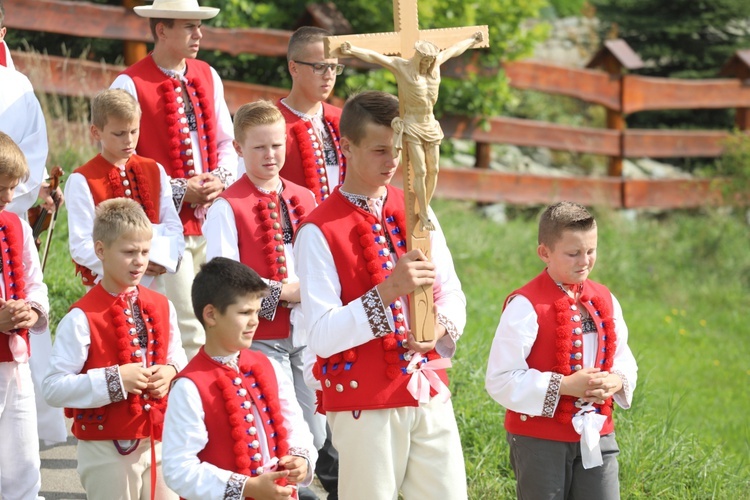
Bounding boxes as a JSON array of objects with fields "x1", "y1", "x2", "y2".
[
  {"x1": 3, "y1": 0, "x2": 292, "y2": 57},
  {"x1": 623, "y1": 75, "x2": 750, "y2": 113},
  {"x1": 441, "y1": 115, "x2": 621, "y2": 156},
  {"x1": 623, "y1": 179, "x2": 724, "y2": 208},
  {"x1": 13, "y1": 51, "x2": 288, "y2": 113},
  {"x1": 503, "y1": 60, "x2": 621, "y2": 111},
  {"x1": 391, "y1": 168, "x2": 623, "y2": 207},
  {"x1": 623, "y1": 129, "x2": 729, "y2": 158}
]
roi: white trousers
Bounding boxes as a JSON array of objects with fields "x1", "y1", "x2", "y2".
[
  {"x1": 163, "y1": 235, "x2": 206, "y2": 360},
  {"x1": 28, "y1": 330, "x2": 67, "y2": 445},
  {"x1": 0, "y1": 361, "x2": 41, "y2": 500},
  {"x1": 328, "y1": 397, "x2": 467, "y2": 500},
  {"x1": 77, "y1": 439, "x2": 177, "y2": 500}
]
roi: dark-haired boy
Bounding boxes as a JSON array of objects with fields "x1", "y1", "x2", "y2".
[
  {"x1": 294, "y1": 91, "x2": 468, "y2": 499},
  {"x1": 278, "y1": 26, "x2": 346, "y2": 204},
  {"x1": 162, "y1": 257, "x2": 316, "y2": 499}
]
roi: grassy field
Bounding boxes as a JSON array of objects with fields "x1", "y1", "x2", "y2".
[{"x1": 41, "y1": 197, "x2": 750, "y2": 498}]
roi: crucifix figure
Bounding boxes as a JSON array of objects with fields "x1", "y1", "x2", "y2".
[{"x1": 326, "y1": 0, "x2": 488, "y2": 341}]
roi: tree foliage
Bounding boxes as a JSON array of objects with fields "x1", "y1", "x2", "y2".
[{"x1": 591, "y1": 0, "x2": 750, "y2": 130}]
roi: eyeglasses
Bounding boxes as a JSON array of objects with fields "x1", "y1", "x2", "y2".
[{"x1": 294, "y1": 61, "x2": 345, "y2": 76}]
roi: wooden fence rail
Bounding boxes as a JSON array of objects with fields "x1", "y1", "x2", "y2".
[{"x1": 6, "y1": 0, "x2": 749, "y2": 209}]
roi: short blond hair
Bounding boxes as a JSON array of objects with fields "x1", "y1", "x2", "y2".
[
  {"x1": 91, "y1": 89, "x2": 141, "y2": 130},
  {"x1": 233, "y1": 100, "x2": 284, "y2": 143},
  {"x1": 538, "y1": 201, "x2": 596, "y2": 248},
  {"x1": 0, "y1": 131, "x2": 30, "y2": 182},
  {"x1": 93, "y1": 198, "x2": 152, "y2": 247}
]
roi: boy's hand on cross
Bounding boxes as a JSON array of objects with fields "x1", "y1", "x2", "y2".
[
  {"x1": 280, "y1": 282, "x2": 300, "y2": 304},
  {"x1": 376, "y1": 249, "x2": 436, "y2": 306}
]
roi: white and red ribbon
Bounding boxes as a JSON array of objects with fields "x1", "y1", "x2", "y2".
[{"x1": 406, "y1": 354, "x2": 452, "y2": 404}]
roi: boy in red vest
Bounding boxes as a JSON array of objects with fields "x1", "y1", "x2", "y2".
[
  {"x1": 162, "y1": 256, "x2": 316, "y2": 499},
  {"x1": 278, "y1": 26, "x2": 346, "y2": 204},
  {"x1": 43, "y1": 198, "x2": 187, "y2": 499},
  {"x1": 67, "y1": 88, "x2": 185, "y2": 292},
  {"x1": 204, "y1": 101, "x2": 324, "y2": 499},
  {"x1": 294, "y1": 91, "x2": 468, "y2": 499},
  {"x1": 112, "y1": 0, "x2": 238, "y2": 359},
  {"x1": 485, "y1": 201, "x2": 638, "y2": 499},
  {"x1": 0, "y1": 131, "x2": 50, "y2": 500}
]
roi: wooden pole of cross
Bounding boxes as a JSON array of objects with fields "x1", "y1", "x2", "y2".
[{"x1": 325, "y1": 0, "x2": 488, "y2": 342}]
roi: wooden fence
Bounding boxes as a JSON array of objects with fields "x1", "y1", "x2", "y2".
[{"x1": 5, "y1": 0, "x2": 748, "y2": 209}]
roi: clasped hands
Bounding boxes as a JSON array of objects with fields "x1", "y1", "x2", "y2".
[
  {"x1": 561, "y1": 367, "x2": 623, "y2": 405},
  {"x1": 184, "y1": 172, "x2": 224, "y2": 208},
  {"x1": 120, "y1": 363, "x2": 178, "y2": 399},
  {"x1": 0, "y1": 298, "x2": 39, "y2": 331}
]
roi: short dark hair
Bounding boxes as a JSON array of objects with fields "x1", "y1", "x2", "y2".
[
  {"x1": 192, "y1": 257, "x2": 269, "y2": 326},
  {"x1": 340, "y1": 91, "x2": 399, "y2": 145},
  {"x1": 538, "y1": 201, "x2": 596, "y2": 248},
  {"x1": 287, "y1": 26, "x2": 332, "y2": 62},
  {"x1": 149, "y1": 18, "x2": 175, "y2": 41}
]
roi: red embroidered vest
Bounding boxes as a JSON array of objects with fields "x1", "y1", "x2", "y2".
[
  {"x1": 220, "y1": 176, "x2": 316, "y2": 340},
  {"x1": 176, "y1": 348, "x2": 290, "y2": 484},
  {"x1": 503, "y1": 271, "x2": 617, "y2": 442},
  {"x1": 278, "y1": 101, "x2": 345, "y2": 204},
  {"x1": 73, "y1": 153, "x2": 162, "y2": 286},
  {"x1": 122, "y1": 55, "x2": 218, "y2": 236},
  {"x1": 0, "y1": 212, "x2": 30, "y2": 362},
  {"x1": 302, "y1": 186, "x2": 447, "y2": 412},
  {"x1": 65, "y1": 284, "x2": 170, "y2": 441}
]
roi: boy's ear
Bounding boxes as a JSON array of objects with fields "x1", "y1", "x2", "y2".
[
  {"x1": 94, "y1": 240, "x2": 106, "y2": 260},
  {"x1": 537, "y1": 243, "x2": 551, "y2": 264},
  {"x1": 232, "y1": 139, "x2": 243, "y2": 157},
  {"x1": 90, "y1": 125, "x2": 101, "y2": 142},
  {"x1": 288, "y1": 59, "x2": 298, "y2": 78},
  {"x1": 202, "y1": 304, "x2": 218, "y2": 327},
  {"x1": 340, "y1": 136, "x2": 351, "y2": 157}
]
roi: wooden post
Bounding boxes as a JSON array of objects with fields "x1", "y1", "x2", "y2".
[
  {"x1": 586, "y1": 40, "x2": 644, "y2": 178},
  {"x1": 123, "y1": 0, "x2": 147, "y2": 65},
  {"x1": 325, "y1": 1, "x2": 488, "y2": 341},
  {"x1": 718, "y1": 50, "x2": 750, "y2": 132}
]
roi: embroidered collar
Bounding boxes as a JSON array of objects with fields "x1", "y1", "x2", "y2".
[
  {"x1": 279, "y1": 98, "x2": 322, "y2": 122},
  {"x1": 211, "y1": 351, "x2": 240, "y2": 370},
  {"x1": 340, "y1": 189, "x2": 386, "y2": 213}
]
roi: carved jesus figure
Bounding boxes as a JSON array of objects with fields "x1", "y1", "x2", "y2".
[{"x1": 341, "y1": 31, "x2": 483, "y2": 231}]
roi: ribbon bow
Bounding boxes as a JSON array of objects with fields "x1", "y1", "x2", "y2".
[
  {"x1": 572, "y1": 404, "x2": 608, "y2": 469},
  {"x1": 405, "y1": 354, "x2": 452, "y2": 404},
  {"x1": 8, "y1": 332, "x2": 28, "y2": 363}
]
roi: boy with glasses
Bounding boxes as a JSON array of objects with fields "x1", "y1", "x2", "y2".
[{"x1": 278, "y1": 26, "x2": 346, "y2": 205}]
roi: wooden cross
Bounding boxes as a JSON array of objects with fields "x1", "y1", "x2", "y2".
[{"x1": 326, "y1": 0, "x2": 488, "y2": 342}]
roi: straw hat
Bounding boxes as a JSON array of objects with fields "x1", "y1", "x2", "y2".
[{"x1": 134, "y1": 0, "x2": 219, "y2": 20}]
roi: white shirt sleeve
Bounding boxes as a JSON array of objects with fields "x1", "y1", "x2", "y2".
[
  {"x1": 166, "y1": 300, "x2": 188, "y2": 372},
  {"x1": 484, "y1": 295, "x2": 557, "y2": 416},
  {"x1": 4, "y1": 74, "x2": 48, "y2": 216},
  {"x1": 110, "y1": 74, "x2": 138, "y2": 98},
  {"x1": 210, "y1": 67, "x2": 238, "y2": 180},
  {"x1": 43, "y1": 308, "x2": 114, "y2": 408},
  {"x1": 65, "y1": 172, "x2": 103, "y2": 281},
  {"x1": 610, "y1": 293, "x2": 637, "y2": 409},
  {"x1": 294, "y1": 224, "x2": 380, "y2": 359},
  {"x1": 203, "y1": 198, "x2": 239, "y2": 262},
  {"x1": 149, "y1": 163, "x2": 186, "y2": 273}
]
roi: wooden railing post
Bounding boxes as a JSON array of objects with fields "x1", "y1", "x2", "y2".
[
  {"x1": 475, "y1": 141, "x2": 491, "y2": 169},
  {"x1": 719, "y1": 50, "x2": 750, "y2": 131},
  {"x1": 123, "y1": 0, "x2": 147, "y2": 65}
]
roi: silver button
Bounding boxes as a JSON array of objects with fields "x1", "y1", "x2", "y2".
[
  {"x1": 325, "y1": 379, "x2": 331, "y2": 388},
  {"x1": 520, "y1": 415, "x2": 527, "y2": 422},
  {"x1": 349, "y1": 381, "x2": 358, "y2": 389},
  {"x1": 335, "y1": 384, "x2": 344, "y2": 393}
]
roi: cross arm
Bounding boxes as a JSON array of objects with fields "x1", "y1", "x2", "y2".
[
  {"x1": 325, "y1": 32, "x2": 404, "y2": 59},
  {"x1": 420, "y1": 25, "x2": 489, "y2": 54}
]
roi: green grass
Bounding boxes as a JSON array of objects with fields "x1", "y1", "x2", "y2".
[{"x1": 41, "y1": 199, "x2": 750, "y2": 498}]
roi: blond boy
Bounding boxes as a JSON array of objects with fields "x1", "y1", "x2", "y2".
[
  {"x1": 44, "y1": 198, "x2": 187, "y2": 500},
  {"x1": 66, "y1": 89, "x2": 184, "y2": 292},
  {"x1": 0, "y1": 131, "x2": 50, "y2": 500}
]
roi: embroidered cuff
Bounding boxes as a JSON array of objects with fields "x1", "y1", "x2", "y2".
[
  {"x1": 436, "y1": 312, "x2": 460, "y2": 344},
  {"x1": 288, "y1": 446, "x2": 310, "y2": 462},
  {"x1": 170, "y1": 178, "x2": 188, "y2": 212},
  {"x1": 223, "y1": 472, "x2": 246, "y2": 500},
  {"x1": 26, "y1": 300, "x2": 48, "y2": 334},
  {"x1": 362, "y1": 287, "x2": 391, "y2": 338},
  {"x1": 108, "y1": 365, "x2": 126, "y2": 403},
  {"x1": 212, "y1": 166, "x2": 235, "y2": 188},
  {"x1": 612, "y1": 369, "x2": 631, "y2": 399},
  {"x1": 288, "y1": 446, "x2": 314, "y2": 486},
  {"x1": 260, "y1": 280, "x2": 282, "y2": 321},
  {"x1": 542, "y1": 373, "x2": 563, "y2": 418}
]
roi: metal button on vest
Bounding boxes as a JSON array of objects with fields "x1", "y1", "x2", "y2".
[
  {"x1": 520, "y1": 415, "x2": 527, "y2": 422},
  {"x1": 335, "y1": 384, "x2": 344, "y2": 393},
  {"x1": 349, "y1": 381, "x2": 358, "y2": 389}
]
